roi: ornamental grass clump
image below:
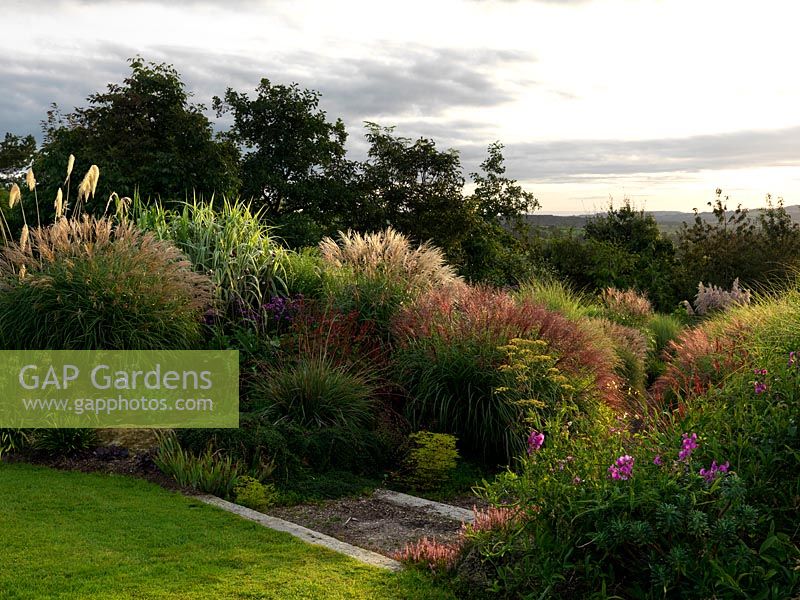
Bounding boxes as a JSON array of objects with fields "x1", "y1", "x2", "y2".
[
  {"x1": 392, "y1": 286, "x2": 621, "y2": 461},
  {"x1": 134, "y1": 197, "x2": 287, "y2": 313},
  {"x1": 0, "y1": 216, "x2": 212, "y2": 349}
]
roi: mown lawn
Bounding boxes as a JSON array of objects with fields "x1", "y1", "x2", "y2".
[{"x1": 0, "y1": 463, "x2": 453, "y2": 599}]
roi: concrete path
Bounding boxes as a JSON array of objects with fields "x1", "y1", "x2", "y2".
[
  {"x1": 195, "y1": 494, "x2": 403, "y2": 571},
  {"x1": 373, "y1": 489, "x2": 475, "y2": 523}
]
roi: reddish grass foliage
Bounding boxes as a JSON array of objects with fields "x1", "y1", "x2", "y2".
[
  {"x1": 287, "y1": 300, "x2": 386, "y2": 366},
  {"x1": 393, "y1": 286, "x2": 623, "y2": 409},
  {"x1": 650, "y1": 316, "x2": 752, "y2": 413}
]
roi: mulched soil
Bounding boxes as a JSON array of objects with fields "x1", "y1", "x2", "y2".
[{"x1": 269, "y1": 494, "x2": 468, "y2": 557}]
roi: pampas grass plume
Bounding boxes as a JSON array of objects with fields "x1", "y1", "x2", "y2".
[
  {"x1": 26, "y1": 168, "x2": 36, "y2": 192},
  {"x1": 65, "y1": 154, "x2": 75, "y2": 183},
  {"x1": 9, "y1": 183, "x2": 20, "y2": 208},
  {"x1": 55, "y1": 188, "x2": 64, "y2": 219}
]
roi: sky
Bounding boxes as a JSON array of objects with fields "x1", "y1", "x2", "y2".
[{"x1": 2, "y1": 0, "x2": 800, "y2": 214}]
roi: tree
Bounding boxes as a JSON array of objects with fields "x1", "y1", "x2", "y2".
[
  {"x1": 0, "y1": 133, "x2": 36, "y2": 182},
  {"x1": 213, "y1": 79, "x2": 356, "y2": 236},
  {"x1": 459, "y1": 143, "x2": 541, "y2": 284},
  {"x1": 359, "y1": 123, "x2": 471, "y2": 259},
  {"x1": 34, "y1": 57, "x2": 240, "y2": 212},
  {"x1": 675, "y1": 190, "x2": 800, "y2": 299}
]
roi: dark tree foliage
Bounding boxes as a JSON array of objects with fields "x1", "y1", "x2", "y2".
[
  {"x1": 460, "y1": 143, "x2": 541, "y2": 285},
  {"x1": 675, "y1": 190, "x2": 800, "y2": 299},
  {"x1": 213, "y1": 79, "x2": 357, "y2": 241},
  {"x1": 34, "y1": 57, "x2": 240, "y2": 212},
  {"x1": 359, "y1": 123, "x2": 472, "y2": 259},
  {"x1": 0, "y1": 133, "x2": 36, "y2": 181},
  {"x1": 542, "y1": 201, "x2": 679, "y2": 311}
]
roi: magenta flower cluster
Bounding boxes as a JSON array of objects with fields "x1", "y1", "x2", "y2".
[
  {"x1": 527, "y1": 430, "x2": 544, "y2": 455},
  {"x1": 753, "y1": 368, "x2": 768, "y2": 394},
  {"x1": 678, "y1": 432, "x2": 699, "y2": 461},
  {"x1": 608, "y1": 455, "x2": 634, "y2": 480},
  {"x1": 699, "y1": 460, "x2": 730, "y2": 483}
]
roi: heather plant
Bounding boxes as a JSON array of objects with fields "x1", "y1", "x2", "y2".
[{"x1": 0, "y1": 216, "x2": 212, "y2": 350}]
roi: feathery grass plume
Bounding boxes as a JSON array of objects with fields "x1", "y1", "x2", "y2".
[
  {"x1": 319, "y1": 227, "x2": 462, "y2": 296},
  {"x1": 54, "y1": 189, "x2": 63, "y2": 219},
  {"x1": 0, "y1": 216, "x2": 213, "y2": 350},
  {"x1": 75, "y1": 164, "x2": 100, "y2": 215},
  {"x1": 19, "y1": 225, "x2": 29, "y2": 253},
  {"x1": 26, "y1": 168, "x2": 40, "y2": 228},
  {"x1": 25, "y1": 169, "x2": 36, "y2": 192},
  {"x1": 65, "y1": 154, "x2": 75, "y2": 183},
  {"x1": 18, "y1": 264, "x2": 26, "y2": 279},
  {"x1": 9, "y1": 184, "x2": 20, "y2": 209}
]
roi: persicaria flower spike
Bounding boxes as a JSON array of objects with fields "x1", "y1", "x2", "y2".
[{"x1": 527, "y1": 430, "x2": 544, "y2": 454}]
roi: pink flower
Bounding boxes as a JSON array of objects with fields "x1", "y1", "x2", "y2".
[
  {"x1": 699, "y1": 460, "x2": 730, "y2": 483},
  {"x1": 678, "y1": 433, "x2": 698, "y2": 461},
  {"x1": 608, "y1": 454, "x2": 635, "y2": 480},
  {"x1": 527, "y1": 430, "x2": 545, "y2": 454},
  {"x1": 653, "y1": 454, "x2": 663, "y2": 466}
]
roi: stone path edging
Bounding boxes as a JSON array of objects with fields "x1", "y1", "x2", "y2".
[
  {"x1": 374, "y1": 489, "x2": 475, "y2": 523},
  {"x1": 194, "y1": 494, "x2": 402, "y2": 571}
]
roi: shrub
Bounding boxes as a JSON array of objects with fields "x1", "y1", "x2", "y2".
[
  {"x1": 0, "y1": 217, "x2": 211, "y2": 350},
  {"x1": 401, "y1": 431, "x2": 460, "y2": 491},
  {"x1": 33, "y1": 429, "x2": 99, "y2": 455},
  {"x1": 392, "y1": 286, "x2": 620, "y2": 460},
  {"x1": 154, "y1": 432, "x2": 242, "y2": 498},
  {"x1": 233, "y1": 475, "x2": 277, "y2": 512}
]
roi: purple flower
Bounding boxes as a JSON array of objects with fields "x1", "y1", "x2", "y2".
[
  {"x1": 789, "y1": 351, "x2": 797, "y2": 367},
  {"x1": 653, "y1": 454, "x2": 663, "y2": 466},
  {"x1": 753, "y1": 368, "x2": 768, "y2": 376},
  {"x1": 527, "y1": 430, "x2": 545, "y2": 454},
  {"x1": 754, "y1": 381, "x2": 768, "y2": 394},
  {"x1": 678, "y1": 433, "x2": 699, "y2": 461},
  {"x1": 608, "y1": 454, "x2": 635, "y2": 480},
  {"x1": 699, "y1": 460, "x2": 730, "y2": 483},
  {"x1": 572, "y1": 476, "x2": 582, "y2": 485}
]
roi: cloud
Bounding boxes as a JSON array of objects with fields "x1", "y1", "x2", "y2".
[{"x1": 499, "y1": 127, "x2": 800, "y2": 183}]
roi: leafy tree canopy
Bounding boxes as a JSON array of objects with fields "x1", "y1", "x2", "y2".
[
  {"x1": 34, "y1": 57, "x2": 240, "y2": 212},
  {"x1": 0, "y1": 133, "x2": 36, "y2": 182},
  {"x1": 213, "y1": 79, "x2": 356, "y2": 231}
]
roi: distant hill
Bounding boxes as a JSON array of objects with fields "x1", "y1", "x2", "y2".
[{"x1": 524, "y1": 205, "x2": 800, "y2": 234}]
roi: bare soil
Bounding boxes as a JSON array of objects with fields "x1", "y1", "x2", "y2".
[{"x1": 269, "y1": 493, "x2": 469, "y2": 557}]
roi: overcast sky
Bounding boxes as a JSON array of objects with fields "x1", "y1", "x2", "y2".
[{"x1": 3, "y1": 0, "x2": 799, "y2": 213}]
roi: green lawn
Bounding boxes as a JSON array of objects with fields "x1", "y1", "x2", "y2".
[{"x1": 0, "y1": 463, "x2": 453, "y2": 599}]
